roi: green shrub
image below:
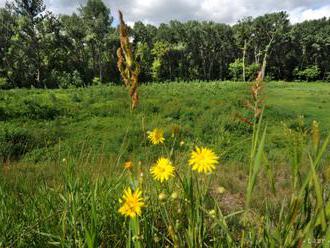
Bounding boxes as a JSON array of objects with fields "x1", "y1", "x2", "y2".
[
  {"x1": 0, "y1": 127, "x2": 37, "y2": 162},
  {"x1": 23, "y1": 99, "x2": 62, "y2": 120},
  {"x1": 0, "y1": 126, "x2": 60, "y2": 162},
  {"x1": 151, "y1": 58, "x2": 162, "y2": 81},
  {"x1": 0, "y1": 106, "x2": 10, "y2": 121},
  {"x1": 246, "y1": 63, "x2": 260, "y2": 81},
  {"x1": 229, "y1": 59, "x2": 259, "y2": 81},
  {"x1": 92, "y1": 77, "x2": 102, "y2": 86},
  {"x1": 0, "y1": 77, "x2": 9, "y2": 89},
  {"x1": 294, "y1": 65, "x2": 321, "y2": 81},
  {"x1": 229, "y1": 59, "x2": 243, "y2": 81},
  {"x1": 325, "y1": 72, "x2": 330, "y2": 82},
  {"x1": 51, "y1": 70, "x2": 84, "y2": 89}
]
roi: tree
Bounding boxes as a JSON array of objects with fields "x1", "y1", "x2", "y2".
[
  {"x1": 80, "y1": 0, "x2": 113, "y2": 82},
  {"x1": 0, "y1": 6, "x2": 16, "y2": 87},
  {"x1": 135, "y1": 42, "x2": 153, "y2": 82},
  {"x1": 252, "y1": 12, "x2": 290, "y2": 80},
  {"x1": 151, "y1": 40, "x2": 170, "y2": 81},
  {"x1": 133, "y1": 21, "x2": 157, "y2": 47},
  {"x1": 233, "y1": 17, "x2": 254, "y2": 81},
  {"x1": 10, "y1": 0, "x2": 46, "y2": 87},
  {"x1": 0, "y1": 5, "x2": 329, "y2": 88},
  {"x1": 291, "y1": 18, "x2": 330, "y2": 80}
]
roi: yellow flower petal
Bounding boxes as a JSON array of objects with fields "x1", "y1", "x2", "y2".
[
  {"x1": 148, "y1": 128, "x2": 165, "y2": 145},
  {"x1": 189, "y1": 147, "x2": 219, "y2": 174},
  {"x1": 150, "y1": 157, "x2": 175, "y2": 182},
  {"x1": 118, "y1": 188, "x2": 144, "y2": 218}
]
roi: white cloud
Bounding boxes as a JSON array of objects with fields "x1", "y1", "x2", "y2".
[
  {"x1": 0, "y1": 0, "x2": 330, "y2": 24},
  {"x1": 289, "y1": 5, "x2": 330, "y2": 23}
]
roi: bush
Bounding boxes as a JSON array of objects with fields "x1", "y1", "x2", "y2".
[
  {"x1": 151, "y1": 58, "x2": 162, "y2": 81},
  {"x1": 0, "y1": 126, "x2": 60, "y2": 162},
  {"x1": 294, "y1": 65, "x2": 321, "y2": 81},
  {"x1": 229, "y1": 59, "x2": 259, "y2": 81},
  {"x1": 0, "y1": 106, "x2": 10, "y2": 121},
  {"x1": 246, "y1": 63, "x2": 260, "y2": 81},
  {"x1": 229, "y1": 59, "x2": 243, "y2": 81},
  {"x1": 0, "y1": 77, "x2": 10, "y2": 89},
  {"x1": 51, "y1": 70, "x2": 84, "y2": 89},
  {"x1": 92, "y1": 77, "x2": 102, "y2": 86},
  {"x1": 0, "y1": 127, "x2": 37, "y2": 162},
  {"x1": 23, "y1": 99, "x2": 62, "y2": 120},
  {"x1": 325, "y1": 72, "x2": 330, "y2": 82}
]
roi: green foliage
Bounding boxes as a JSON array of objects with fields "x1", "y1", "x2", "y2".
[
  {"x1": 246, "y1": 63, "x2": 260, "y2": 81},
  {"x1": 151, "y1": 41, "x2": 170, "y2": 81},
  {"x1": 151, "y1": 40, "x2": 170, "y2": 58},
  {"x1": 92, "y1": 77, "x2": 102, "y2": 86},
  {"x1": 51, "y1": 70, "x2": 84, "y2": 89},
  {"x1": 0, "y1": 77, "x2": 8, "y2": 89},
  {"x1": 135, "y1": 42, "x2": 153, "y2": 81},
  {"x1": 326, "y1": 72, "x2": 330, "y2": 82},
  {"x1": 22, "y1": 99, "x2": 63, "y2": 120},
  {"x1": 295, "y1": 65, "x2": 321, "y2": 81},
  {"x1": 0, "y1": 81, "x2": 329, "y2": 164},
  {"x1": 0, "y1": 127, "x2": 34, "y2": 161},
  {"x1": 151, "y1": 58, "x2": 162, "y2": 81},
  {"x1": 0, "y1": 126, "x2": 57, "y2": 162},
  {"x1": 229, "y1": 59, "x2": 259, "y2": 81},
  {"x1": 1, "y1": 2, "x2": 330, "y2": 87},
  {"x1": 229, "y1": 59, "x2": 243, "y2": 81}
]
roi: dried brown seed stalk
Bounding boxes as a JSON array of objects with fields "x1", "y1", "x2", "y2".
[
  {"x1": 240, "y1": 71, "x2": 265, "y2": 126},
  {"x1": 117, "y1": 11, "x2": 140, "y2": 110}
]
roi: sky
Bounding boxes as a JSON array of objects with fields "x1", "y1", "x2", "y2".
[{"x1": 1, "y1": 0, "x2": 330, "y2": 25}]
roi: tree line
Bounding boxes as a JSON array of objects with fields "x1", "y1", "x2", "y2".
[{"x1": 0, "y1": 0, "x2": 329, "y2": 89}]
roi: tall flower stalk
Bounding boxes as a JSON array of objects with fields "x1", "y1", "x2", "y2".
[{"x1": 117, "y1": 11, "x2": 140, "y2": 110}]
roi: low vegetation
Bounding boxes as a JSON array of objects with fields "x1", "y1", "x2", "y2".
[{"x1": 1, "y1": 81, "x2": 330, "y2": 247}]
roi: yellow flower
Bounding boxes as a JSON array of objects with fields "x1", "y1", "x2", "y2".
[
  {"x1": 189, "y1": 147, "x2": 219, "y2": 174},
  {"x1": 150, "y1": 157, "x2": 175, "y2": 182},
  {"x1": 147, "y1": 128, "x2": 165, "y2": 145},
  {"x1": 118, "y1": 188, "x2": 144, "y2": 218},
  {"x1": 124, "y1": 161, "x2": 133, "y2": 170}
]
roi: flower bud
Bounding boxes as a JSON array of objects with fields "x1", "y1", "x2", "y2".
[
  {"x1": 209, "y1": 209, "x2": 216, "y2": 218},
  {"x1": 171, "y1": 192, "x2": 179, "y2": 200},
  {"x1": 216, "y1": 186, "x2": 226, "y2": 194},
  {"x1": 158, "y1": 192, "x2": 167, "y2": 201}
]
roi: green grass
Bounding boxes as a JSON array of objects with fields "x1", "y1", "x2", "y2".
[
  {"x1": 1, "y1": 81, "x2": 330, "y2": 247},
  {"x1": 1, "y1": 81, "x2": 330, "y2": 164}
]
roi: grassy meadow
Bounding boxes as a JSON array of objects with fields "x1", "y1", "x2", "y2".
[{"x1": 1, "y1": 81, "x2": 330, "y2": 247}]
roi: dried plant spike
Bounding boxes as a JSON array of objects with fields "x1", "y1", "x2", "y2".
[
  {"x1": 240, "y1": 70, "x2": 265, "y2": 126},
  {"x1": 311, "y1": 120, "x2": 320, "y2": 153},
  {"x1": 117, "y1": 10, "x2": 140, "y2": 110}
]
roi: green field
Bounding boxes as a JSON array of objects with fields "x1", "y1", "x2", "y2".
[
  {"x1": 1, "y1": 81, "x2": 330, "y2": 247},
  {"x1": 1, "y1": 81, "x2": 330, "y2": 164}
]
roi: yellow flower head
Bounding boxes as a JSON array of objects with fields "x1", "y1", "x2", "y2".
[
  {"x1": 118, "y1": 188, "x2": 144, "y2": 218},
  {"x1": 147, "y1": 128, "x2": 165, "y2": 145},
  {"x1": 150, "y1": 157, "x2": 175, "y2": 182},
  {"x1": 189, "y1": 147, "x2": 219, "y2": 174},
  {"x1": 124, "y1": 161, "x2": 133, "y2": 170}
]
